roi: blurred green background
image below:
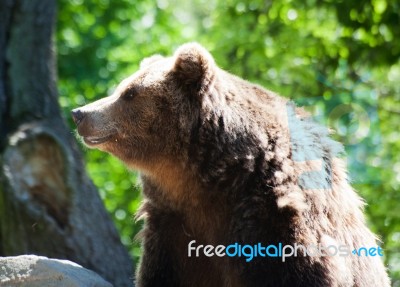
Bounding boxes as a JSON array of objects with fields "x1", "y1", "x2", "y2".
[{"x1": 56, "y1": 0, "x2": 400, "y2": 284}]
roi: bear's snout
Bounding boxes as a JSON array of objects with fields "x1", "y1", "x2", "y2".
[
  {"x1": 71, "y1": 108, "x2": 86, "y2": 126},
  {"x1": 71, "y1": 105, "x2": 118, "y2": 148}
]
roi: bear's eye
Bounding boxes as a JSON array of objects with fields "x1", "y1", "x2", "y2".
[{"x1": 121, "y1": 87, "x2": 137, "y2": 101}]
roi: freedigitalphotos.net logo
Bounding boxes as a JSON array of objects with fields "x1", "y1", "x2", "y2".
[{"x1": 187, "y1": 240, "x2": 383, "y2": 262}]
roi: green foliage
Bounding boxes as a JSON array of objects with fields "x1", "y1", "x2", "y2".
[{"x1": 57, "y1": 0, "x2": 400, "y2": 283}]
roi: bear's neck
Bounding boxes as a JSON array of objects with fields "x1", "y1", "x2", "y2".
[
  {"x1": 139, "y1": 158, "x2": 234, "y2": 244},
  {"x1": 135, "y1": 157, "x2": 204, "y2": 207}
]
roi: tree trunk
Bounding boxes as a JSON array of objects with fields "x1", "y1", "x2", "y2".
[{"x1": 0, "y1": 1, "x2": 134, "y2": 286}]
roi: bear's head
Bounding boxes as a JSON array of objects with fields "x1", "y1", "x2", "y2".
[{"x1": 72, "y1": 43, "x2": 218, "y2": 176}]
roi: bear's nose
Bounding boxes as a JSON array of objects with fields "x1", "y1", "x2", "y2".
[{"x1": 71, "y1": 109, "x2": 85, "y2": 125}]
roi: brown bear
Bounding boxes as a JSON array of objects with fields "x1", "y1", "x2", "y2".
[{"x1": 72, "y1": 43, "x2": 390, "y2": 287}]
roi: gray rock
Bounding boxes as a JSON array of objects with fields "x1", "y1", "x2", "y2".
[{"x1": 0, "y1": 255, "x2": 113, "y2": 287}]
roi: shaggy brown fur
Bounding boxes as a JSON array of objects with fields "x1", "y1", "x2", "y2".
[{"x1": 72, "y1": 43, "x2": 390, "y2": 287}]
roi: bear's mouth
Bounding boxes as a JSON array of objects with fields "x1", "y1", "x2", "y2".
[{"x1": 83, "y1": 134, "x2": 114, "y2": 146}]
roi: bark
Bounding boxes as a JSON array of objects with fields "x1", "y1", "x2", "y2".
[{"x1": 0, "y1": 1, "x2": 134, "y2": 286}]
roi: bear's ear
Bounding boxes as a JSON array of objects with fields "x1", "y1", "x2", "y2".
[
  {"x1": 172, "y1": 43, "x2": 215, "y2": 94},
  {"x1": 140, "y1": 54, "x2": 164, "y2": 69}
]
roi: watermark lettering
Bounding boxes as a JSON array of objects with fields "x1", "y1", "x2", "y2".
[{"x1": 188, "y1": 240, "x2": 383, "y2": 262}]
